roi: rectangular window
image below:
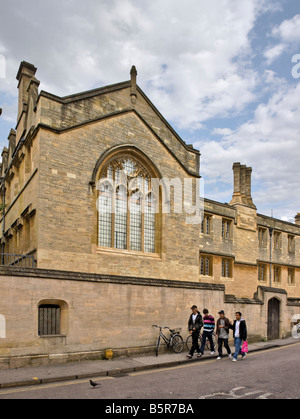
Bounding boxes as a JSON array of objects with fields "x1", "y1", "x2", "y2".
[
  {"x1": 222, "y1": 219, "x2": 232, "y2": 239},
  {"x1": 273, "y1": 266, "x2": 281, "y2": 283},
  {"x1": 288, "y1": 268, "x2": 295, "y2": 286},
  {"x1": 288, "y1": 235, "x2": 295, "y2": 253},
  {"x1": 201, "y1": 214, "x2": 212, "y2": 235},
  {"x1": 38, "y1": 305, "x2": 61, "y2": 336},
  {"x1": 258, "y1": 228, "x2": 267, "y2": 248},
  {"x1": 200, "y1": 255, "x2": 213, "y2": 276},
  {"x1": 222, "y1": 258, "x2": 233, "y2": 278},
  {"x1": 273, "y1": 232, "x2": 281, "y2": 250},
  {"x1": 258, "y1": 264, "x2": 267, "y2": 282}
]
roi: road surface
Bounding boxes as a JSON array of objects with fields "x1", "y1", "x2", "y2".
[{"x1": 0, "y1": 343, "x2": 299, "y2": 400}]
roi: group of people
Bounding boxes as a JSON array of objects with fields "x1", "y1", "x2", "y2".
[{"x1": 187, "y1": 305, "x2": 247, "y2": 362}]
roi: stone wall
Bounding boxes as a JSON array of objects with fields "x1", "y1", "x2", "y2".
[{"x1": 0, "y1": 267, "x2": 299, "y2": 369}]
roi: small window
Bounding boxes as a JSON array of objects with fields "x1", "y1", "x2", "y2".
[
  {"x1": 273, "y1": 266, "x2": 281, "y2": 283},
  {"x1": 38, "y1": 304, "x2": 61, "y2": 336},
  {"x1": 258, "y1": 228, "x2": 267, "y2": 248},
  {"x1": 222, "y1": 258, "x2": 233, "y2": 278},
  {"x1": 201, "y1": 214, "x2": 212, "y2": 235},
  {"x1": 200, "y1": 255, "x2": 213, "y2": 276},
  {"x1": 258, "y1": 264, "x2": 267, "y2": 282},
  {"x1": 222, "y1": 219, "x2": 232, "y2": 239},
  {"x1": 288, "y1": 268, "x2": 295, "y2": 286},
  {"x1": 273, "y1": 232, "x2": 281, "y2": 250},
  {"x1": 288, "y1": 235, "x2": 295, "y2": 253}
]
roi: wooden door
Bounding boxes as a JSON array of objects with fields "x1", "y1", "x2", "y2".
[{"x1": 267, "y1": 298, "x2": 280, "y2": 340}]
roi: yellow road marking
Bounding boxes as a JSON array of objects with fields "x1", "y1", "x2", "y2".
[
  {"x1": 0, "y1": 376, "x2": 114, "y2": 396},
  {"x1": 129, "y1": 359, "x2": 216, "y2": 376}
]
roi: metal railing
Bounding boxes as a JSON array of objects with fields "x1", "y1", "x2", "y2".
[{"x1": 0, "y1": 253, "x2": 37, "y2": 268}]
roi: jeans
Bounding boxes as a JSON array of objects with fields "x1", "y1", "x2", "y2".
[
  {"x1": 233, "y1": 337, "x2": 245, "y2": 359},
  {"x1": 200, "y1": 331, "x2": 214, "y2": 354},
  {"x1": 189, "y1": 330, "x2": 200, "y2": 355},
  {"x1": 217, "y1": 338, "x2": 231, "y2": 358}
]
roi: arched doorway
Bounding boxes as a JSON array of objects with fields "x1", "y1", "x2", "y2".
[{"x1": 267, "y1": 298, "x2": 280, "y2": 340}]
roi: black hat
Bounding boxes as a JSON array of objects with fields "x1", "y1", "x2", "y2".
[
  {"x1": 191, "y1": 305, "x2": 198, "y2": 309},
  {"x1": 218, "y1": 310, "x2": 225, "y2": 314}
]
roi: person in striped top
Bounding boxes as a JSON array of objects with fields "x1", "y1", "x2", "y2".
[{"x1": 199, "y1": 309, "x2": 215, "y2": 356}]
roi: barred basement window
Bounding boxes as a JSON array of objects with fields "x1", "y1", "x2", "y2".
[
  {"x1": 38, "y1": 304, "x2": 61, "y2": 336},
  {"x1": 98, "y1": 155, "x2": 157, "y2": 253}
]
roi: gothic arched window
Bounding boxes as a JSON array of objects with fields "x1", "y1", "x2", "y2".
[{"x1": 97, "y1": 155, "x2": 157, "y2": 254}]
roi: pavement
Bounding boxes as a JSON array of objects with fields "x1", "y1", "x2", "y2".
[{"x1": 0, "y1": 337, "x2": 298, "y2": 390}]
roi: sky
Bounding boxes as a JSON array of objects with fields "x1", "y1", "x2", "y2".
[{"x1": 0, "y1": 0, "x2": 299, "y2": 222}]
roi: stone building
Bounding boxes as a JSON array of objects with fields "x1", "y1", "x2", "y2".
[{"x1": 0, "y1": 61, "x2": 299, "y2": 368}]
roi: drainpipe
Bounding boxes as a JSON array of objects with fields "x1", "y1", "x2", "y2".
[{"x1": 269, "y1": 227, "x2": 273, "y2": 287}]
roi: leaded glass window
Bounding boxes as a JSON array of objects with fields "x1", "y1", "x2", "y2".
[{"x1": 98, "y1": 156, "x2": 157, "y2": 253}]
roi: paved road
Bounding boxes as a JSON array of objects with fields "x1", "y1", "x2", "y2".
[{"x1": 0, "y1": 343, "x2": 299, "y2": 400}]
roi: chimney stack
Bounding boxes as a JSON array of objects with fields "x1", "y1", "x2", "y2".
[
  {"x1": 229, "y1": 162, "x2": 256, "y2": 209},
  {"x1": 295, "y1": 213, "x2": 300, "y2": 226}
]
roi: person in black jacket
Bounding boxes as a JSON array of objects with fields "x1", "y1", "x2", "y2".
[
  {"x1": 229, "y1": 312, "x2": 247, "y2": 362},
  {"x1": 187, "y1": 305, "x2": 203, "y2": 358}
]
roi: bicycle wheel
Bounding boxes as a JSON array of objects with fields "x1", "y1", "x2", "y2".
[
  {"x1": 186, "y1": 334, "x2": 193, "y2": 352},
  {"x1": 171, "y1": 334, "x2": 184, "y2": 353},
  {"x1": 205, "y1": 333, "x2": 217, "y2": 351},
  {"x1": 156, "y1": 334, "x2": 161, "y2": 357},
  {"x1": 186, "y1": 334, "x2": 202, "y2": 351}
]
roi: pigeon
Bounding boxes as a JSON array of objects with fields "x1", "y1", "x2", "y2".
[{"x1": 89, "y1": 379, "x2": 101, "y2": 388}]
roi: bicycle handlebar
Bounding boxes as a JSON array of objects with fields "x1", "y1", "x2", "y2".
[
  {"x1": 152, "y1": 325, "x2": 181, "y2": 332},
  {"x1": 152, "y1": 324, "x2": 170, "y2": 329}
]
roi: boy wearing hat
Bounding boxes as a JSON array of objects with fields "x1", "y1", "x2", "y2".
[
  {"x1": 216, "y1": 310, "x2": 232, "y2": 360},
  {"x1": 187, "y1": 305, "x2": 203, "y2": 358}
]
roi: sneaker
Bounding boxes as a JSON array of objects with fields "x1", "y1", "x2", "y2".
[
  {"x1": 232, "y1": 358, "x2": 237, "y2": 362},
  {"x1": 186, "y1": 354, "x2": 193, "y2": 359},
  {"x1": 210, "y1": 351, "x2": 215, "y2": 355},
  {"x1": 217, "y1": 356, "x2": 222, "y2": 360},
  {"x1": 197, "y1": 353, "x2": 202, "y2": 358},
  {"x1": 228, "y1": 354, "x2": 232, "y2": 358},
  {"x1": 242, "y1": 354, "x2": 246, "y2": 360}
]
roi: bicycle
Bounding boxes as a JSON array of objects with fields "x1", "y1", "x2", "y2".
[
  {"x1": 152, "y1": 325, "x2": 184, "y2": 356},
  {"x1": 186, "y1": 331, "x2": 218, "y2": 353}
]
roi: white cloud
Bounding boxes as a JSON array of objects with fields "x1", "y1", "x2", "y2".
[
  {"x1": 0, "y1": 0, "x2": 265, "y2": 131},
  {"x1": 272, "y1": 14, "x2": 300, "y2": 43},
  {"x1": 197, "y1": 81, "x2": 300, "y2": 219},
  {"x1": 264, "y1": 14, "x2": 300, "y2": 64},
  {"x1": 0, "y1": 0, "x2": 298, "y2": 220},
  {"x1": 264, "y1": 43, "x2": 285, "y2": 64}
]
